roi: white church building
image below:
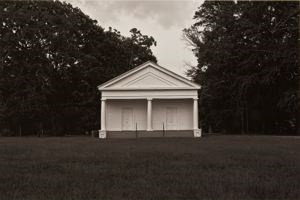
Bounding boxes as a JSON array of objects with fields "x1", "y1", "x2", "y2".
[{"x1": 98, "y1": 61, "x2": 201, "y2": 138}]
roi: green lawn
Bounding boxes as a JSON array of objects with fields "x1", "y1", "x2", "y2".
[{"x1": 0, "y1": 135, "x2": 299, "y2": 200}]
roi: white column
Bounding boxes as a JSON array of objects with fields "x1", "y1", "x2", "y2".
[
  {"x1": 147, "y1": 98, "x2": 153, "y2": 131},
  {"x1": 193, "y1": 98, "x2": 198, "y2": 130},
  {"x1": 101, "y1": 99, "x2": 106, "y2": 131}
]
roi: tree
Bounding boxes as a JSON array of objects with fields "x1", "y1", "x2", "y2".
[
  {"x1": 0, "y1": 0, "x2": 157, "y2": 135},
  {"x1": 184, "y1": 1, "x2": 299, "y2": 134}
]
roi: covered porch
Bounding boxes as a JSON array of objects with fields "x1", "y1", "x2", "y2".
[{"x1": 99, "y1": 97, "x2": 201, "y2": 138}]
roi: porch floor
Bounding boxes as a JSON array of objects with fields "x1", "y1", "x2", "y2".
[{"x1": 107, "y1": 130, "x2": 193, "y2": 138}]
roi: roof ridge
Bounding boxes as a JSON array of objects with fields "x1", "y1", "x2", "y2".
[{"x1": 97, "y1": 61, "x2": 201, "y2": 90}]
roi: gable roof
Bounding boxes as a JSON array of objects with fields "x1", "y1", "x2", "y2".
[{"x1": 98, "y1": 61, "x2": 201, "y2": 90}]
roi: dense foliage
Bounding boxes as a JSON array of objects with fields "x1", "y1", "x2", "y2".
[
  {"x1": 184, "y1": 1, "x2": 299, "y2": 134},
  {"x1": 0, "y1": 0, "x2": 157, "y2": 136}
]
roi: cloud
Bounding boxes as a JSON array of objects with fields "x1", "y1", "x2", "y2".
[{"x1": 66, "y1": 0, "x2": 199, "y2": 29}]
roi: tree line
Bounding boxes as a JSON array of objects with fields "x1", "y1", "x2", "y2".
[
  {"x1": 0, "y1": 1, "x2": 157, "y2": 136},
  {"x1": 0, "y1": 0, "x2": 298, "y2": 136},
  {"x1": 184, "y1": 1, "x2": 299, "y2": 134}
]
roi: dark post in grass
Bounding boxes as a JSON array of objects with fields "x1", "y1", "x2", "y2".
[
  {"x1": 163, "y1": 122, "x2": 165, "y2": 137},
  {"x1": 135, "y1": 123, "x2": 138, "y2": 138}
]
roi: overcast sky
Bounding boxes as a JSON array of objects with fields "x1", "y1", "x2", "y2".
[{"x1": 65, "y1": 0, "x2": 203, "y2": 77}]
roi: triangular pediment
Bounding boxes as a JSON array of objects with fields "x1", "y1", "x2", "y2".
[
  {"x1": 98, "y1": 61, "x2": 200, "y2": 90},
  {"x1": 124, "y1": 72, "x2": 176, "y2": 87}
]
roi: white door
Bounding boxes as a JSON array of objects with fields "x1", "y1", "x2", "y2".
[
  {"x1": 122, "y1": 108, "x2": 134, "y2": 130},
  {"x1": 166, "y1": 107, "x2": 177, "y2": 130}
]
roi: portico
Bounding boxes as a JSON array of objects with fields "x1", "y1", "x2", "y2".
[{"x1": 97, "y1": 61, "x2": 201, "y2": 138}]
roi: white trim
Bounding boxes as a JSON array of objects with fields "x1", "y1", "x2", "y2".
[
  {"x1": 102, "y1": 96, "x2": 197, "y2": 99},
  {"x1": 98, "y1": 61, "x2": 153, "y2": 89},
  {"x1": 100, "y1": 87, "x2": 198, "y2": 91},
  {"x1": 98, "y1": 61, "x2": 201, "y2": 90},
  {"x1": 147, "y1": 99, "x2": 153, "y2": 131},
  {"x1": 193, "y1": 98, "x2": 198, "y2": 130},
  {"x1": 101, "y1": 99, "x2": 106, "y2": 131}
]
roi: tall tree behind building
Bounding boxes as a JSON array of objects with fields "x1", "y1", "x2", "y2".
[
  {"x1": 0, "y1": 0, "x2": 157, "y2": 136},
  {"x1": 184, "y1": 1, "x2": 299, "y2": 134}
]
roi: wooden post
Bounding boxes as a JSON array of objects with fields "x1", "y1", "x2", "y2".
[
  {"x1": 163, "y1": 122, "x2": 165, "y2": 137},
  {"x1": 135, "y1": 123, "x2": 138, "y2": 138}
]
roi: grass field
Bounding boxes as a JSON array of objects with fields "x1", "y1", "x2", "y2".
[{"x1": 0, "y1": 135, "x2": 299, "y2": 200}]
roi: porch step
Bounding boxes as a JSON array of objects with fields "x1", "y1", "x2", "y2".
[{"x1": 107, "y1": 130, "x2": 193, "y2": 138}]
